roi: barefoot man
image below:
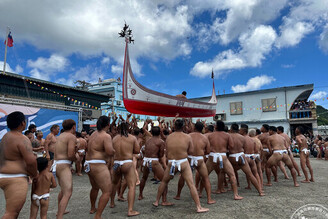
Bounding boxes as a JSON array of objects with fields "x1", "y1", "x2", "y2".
[
  {"x1": 111, "y1": 121, "x2": 140, "y2": 217},
  {"x1": 204, "y1": 121, "x2": 242, "y2": 199},
  {"x1": 53, "y1": 119, "x2": 77, "y2": 219},
  {"x1": 153, "y1": 119, "x2": 209, "y2": 213},
  {"x1": 249, "y1": 129, "x2": 263, "y2": 188},
  {"x1": 174, "y1": 122, "x2": 216, "y2": 204},
  {"x1": 258, "y1": 124, "x2": 279, "y2": 184},
  {"x1": 45, "y1": 125, "x2": 60, "y2": 160},
  {"x1": 76, "y1": 132, "x2": 87, "y2": 176},
  {"x1": 0, "y1": 111, "x2": 38, "y2": 218},
  {"x1": 266, "y1": 126, "x2": 299, "y2": 187},
  {"x1": 239, "y1": 124, "x2": 262, "y2": 191},
  {"x1": 138, "y1": 126, "x2": 172, "y2": 206},
  {"x1": 295, "y1": 126, "x2": 314, "y2": 183},
  {"x1": 277, "y1": 126, "x2": 301, "y2": 176},
  {"x1": 85, "y1": 116, "x2": 114, "y2": 219},
  {"x1": 228, "y1": 123, "x2": 264, "y2": 196}
]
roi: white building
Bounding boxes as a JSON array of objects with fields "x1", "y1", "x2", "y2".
[{"x1": 193, "y1": 84, "x2": 317, "y2": 137}]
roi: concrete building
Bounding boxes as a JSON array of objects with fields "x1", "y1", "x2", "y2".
[
  {"x1": 193, "y1": 84, "x2": 317, "y2": 137},
  {"x1": 86, "y1": 78, "x2": 156, "y2": 121}
]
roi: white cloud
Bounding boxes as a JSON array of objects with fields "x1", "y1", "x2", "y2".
[
  {"x1": 195, "y1": 0, "x2": 287, "y2": 46},
  {"x1": 191, "y1": 25, "x2": 277, "y2": 77},
  {"x1": 0, "y1": 1, "x2": 193, "y2": 64},
  {"x1": 276, "y1": 0, "x2": 328, "y2": 49},
  {"x1": 310, "y1": 91, "x2": 327, "y2": 99},
  {"x1": 15, "y1": 65, "x2": 23, "y2": 74},
  {"x1": 101, "y1": 57, "x2": 110, "y2": 65},
  {"x1": 27, "y1": 54, "x2": 69, "y2": 73},
  {"x1": 57, "y1": 65, "x2": 105, "y2": 86},
  {"x1": 0, "y1": 61, "x2": 14, "y2": 73},
  {"x1": 281, "y1": 64, "x2": 295, "y2": 68},
  {"x1": 276, "y1": 22, "x2": 314, "y2": 48},
  {"x1": 319, "y1": 24, "x2": 328, "y2": 53},
  {"x1": 30, "y1": 68, "x2": 50, "y2": 81},
  {"x1": 0, "y1": 61, "x2": 24, "y2": 74},
  {"x1": 231, "y1": 75, "x2": 276, "y2": 93}
]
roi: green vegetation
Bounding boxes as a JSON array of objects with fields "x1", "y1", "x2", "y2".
[{"x1": 317, "y1": 105, "x2": 328, "y2": 125}]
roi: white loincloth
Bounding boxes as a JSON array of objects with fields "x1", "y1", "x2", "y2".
[
  {"x1": 50, "y1": 160, "x2": 71, "y2": 173},
  {"x1": 245, "y1": 154, "x2": 255, "y2": 160},
  {"x1": 187, "y1": 155, "x2": 203, "y2": 167},
  {"x1": 84, "y1": 160, "x2": 106, "y2": 173},
  {"x1": 273, "y1": 149, "x2": 288, "y2": 155},
  {"x1": 0, "y1": 173, "x2": 27, "y2": 178},
  {"x1": 263, "y1": 148, "x2": 270, "y2": 153},
  {"x1": 229, "y1": 152, "x2": 245, "y2": 164},
  {"x1": 32, "y1": 193, "x2": 50, "y2": 206},
  {"x1": 302, "y1": 148, "x2": 310, "y2": 155},
  {"x1": 168, "y1": 158, "x2": 188, "y2": 176},
  {"x1": 78, "y1": 149, "x2": 85, "y2": 155},
  {"x1": 209, "y1": 152, "x2": 226, "y2": 168}
]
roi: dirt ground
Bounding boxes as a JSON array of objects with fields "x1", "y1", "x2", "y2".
[{"x1": 1, "y1": 158, "x2": 327, "y2": 219}]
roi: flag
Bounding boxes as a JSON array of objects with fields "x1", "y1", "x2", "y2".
[
  {"x1": 4, "y1": 32, "x2": 13, "y2": 47},
  {"x1": 211, "y1": 69, "x2": 214, "y2": 79}
]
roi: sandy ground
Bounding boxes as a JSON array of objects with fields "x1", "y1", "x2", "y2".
[{"x1": 1, "y1": 158, "x2": 327, "y2": 219}]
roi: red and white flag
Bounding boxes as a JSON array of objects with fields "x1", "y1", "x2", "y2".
[{"x1": 4, "y1": 32, "x2": 13, "y2": 47}]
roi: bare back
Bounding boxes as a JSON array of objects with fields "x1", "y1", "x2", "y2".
[
  {"x1": 54, "y1": 132, "x2": 76, "y2": 161},
  {"x1": 258, "y1": 133, "x2": 270, "y2": 149},
  {"x1": 280, "y1": 133, "x2": 291, "y2": 150},
  {"x1": 296, "y1": 134, "x2": 308, "y2": 151},
  {"x1": 165, "y1": 131, "x2": 192, "y2": 160},
  {"x1": 32, "y1": 171, "x2": 55, "y2": 195},
  {"x1": 86, "y1": 130, "x2": 114, "y2": 160},
  {"x1": 189, "y1": 132, "x2": 210, "y2": 156},
  {"x1": 252, "y1": 137, "x2": 263, "y2": 154},
  {"x1": 113, "y1": 134, "x2": 139, "y2": 161},
  {"x1": 144, "y1": 137, "x2": 165, "y2": 158},
  {"x1": 207, "y1": 131, "x2": 232, "y2": 153},
  {"x1": 244, "y1": 135, "x2": 256, "y2": 154},
  {"x1": 268, "y1": 134, "x2": 287, "y2": 151},
  {"x1": 229, "y1": 133, "x2": 245, "y2": 154}
]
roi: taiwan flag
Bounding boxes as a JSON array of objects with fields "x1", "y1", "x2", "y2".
[{"x1": 4, "y1": 32, "x2": 13, "y2": 47}]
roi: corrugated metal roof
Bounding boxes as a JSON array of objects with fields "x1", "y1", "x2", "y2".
[{"x1": 2, "y1": 71, "x2": 109, "y2": 98}]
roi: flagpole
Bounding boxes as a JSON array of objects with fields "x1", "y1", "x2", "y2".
[{"x1": 2, "y1": 27, "x2": 9, "y2": 75}]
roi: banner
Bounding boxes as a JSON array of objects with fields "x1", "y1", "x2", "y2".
[{"x1": 0, "y1": 103, "x2": 78, "y2": 140}]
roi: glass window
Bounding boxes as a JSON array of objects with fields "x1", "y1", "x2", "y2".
[
  {"x1": 262, "y1": 98, "x2": 277, "y2": 112},
  {"x1": 230, "y1": 102, "x2": 243, "y2": 115}
]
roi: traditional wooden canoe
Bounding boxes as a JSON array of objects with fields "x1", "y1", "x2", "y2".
[{"x1": 122, "y1": 31, "x2": 217, "y2": 118}]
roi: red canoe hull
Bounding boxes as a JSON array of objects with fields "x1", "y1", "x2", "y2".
[{"x1": 124, "y1": 99, "x2": 216, "y2": 117}]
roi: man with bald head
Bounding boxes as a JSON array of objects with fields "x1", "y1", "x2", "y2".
[{"x1": 239, "y1": 124, "x2": 262, "y2": 191}]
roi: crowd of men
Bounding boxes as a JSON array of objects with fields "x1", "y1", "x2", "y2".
[{"x1": 0, "y1": 111, "x2": 315, "y2": 219}]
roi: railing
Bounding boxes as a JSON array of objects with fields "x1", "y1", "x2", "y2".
[{"x1": 289, "y1": 109, "x2": 316, "y2": 119}]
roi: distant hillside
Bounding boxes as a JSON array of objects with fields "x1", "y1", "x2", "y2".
[{"x1": 317, "y1": 105, "x2": 328, "y2": 125}]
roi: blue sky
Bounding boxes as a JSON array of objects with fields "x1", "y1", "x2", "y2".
[{"x1": 1, "y1": 0, "x2": 328, "y2": 108}]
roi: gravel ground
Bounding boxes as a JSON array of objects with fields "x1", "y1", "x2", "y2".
[{"x1": 1, "y1": 158, "x2": 327, "y2": 219}]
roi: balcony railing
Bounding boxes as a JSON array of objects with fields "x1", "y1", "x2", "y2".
[{"x1": 289, "y1": 109, "x2": 316, "y2": 119}]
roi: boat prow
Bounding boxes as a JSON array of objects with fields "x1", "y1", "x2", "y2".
[{"x1": 121, "y1": 25, "x2": 217, "y2": 118}]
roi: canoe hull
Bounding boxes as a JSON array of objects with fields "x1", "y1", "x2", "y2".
[{"x1": 124, "y1": 98, "x2": 216, "y2": 117}]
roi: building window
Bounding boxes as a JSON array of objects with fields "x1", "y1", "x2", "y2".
[
  {"x1": 262, "y1": 98, "x2": 277, "y2": 112},
  {"x1": 214, "y1": 113, "x2": 226, "y2": 121},
  {"x1": 116, "y1": 100, "x2": 122, "y2": 105},
  {"x1": 230, "y1": 102, "x2": 243, "y2": 115}
]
